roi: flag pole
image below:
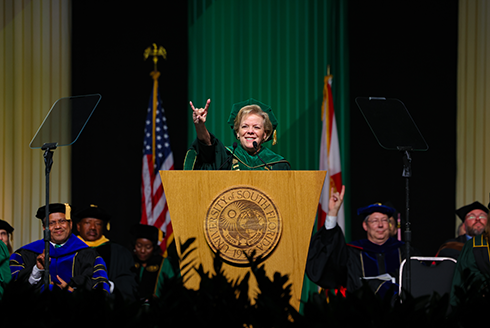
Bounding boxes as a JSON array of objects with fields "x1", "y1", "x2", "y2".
[
  {"x1": 144, "y1": 43, "x2": 167, "y2": 72},
  {"x1": 141, "y1": 43, "x2": 174, "y2": 256},
  {"x1": 144, "y1": 44, "x2": 167, "y2": 167}
]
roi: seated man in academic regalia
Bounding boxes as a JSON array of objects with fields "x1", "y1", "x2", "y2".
[
  {"x1": 9, "y1": 203, "x2": 110, "y2": 293},
  {"x1": 306, "y1": 186, "x2": 414, "y2": 298},
  {"x1": 437, "y1": 201, "x2": 488, "y2": 259},
  {"x1": 450, "y1": 199, "x2": 490, "y2": 307},
  {"x1": 75, "y1": 204, "x2": 137, "y2": 301}
]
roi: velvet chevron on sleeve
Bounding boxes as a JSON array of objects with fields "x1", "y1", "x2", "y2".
[
  {"x1": 306, "y1": 224, "x2": 409, "y2": 298},
  {"x1": 9, "y1": 234, "x2": 110, "y2": 293}
]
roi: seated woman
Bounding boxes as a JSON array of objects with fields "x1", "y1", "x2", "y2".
[
  {"x1": 0, "y1": 220, "x2": 13, "y2": 299},
  {"x1": 0, "y1": 220, "x2": 14, "y2": 255},
  {"x1": 130, "y1": 224, "x2": 178, "y2": 300},
  {"x1": 185, "y1": 98, "x2": 290, "y2": 170}
]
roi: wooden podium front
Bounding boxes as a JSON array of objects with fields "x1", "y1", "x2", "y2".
[{"x1": 159, "y1": 171, "x2": 325, "y2": 311}]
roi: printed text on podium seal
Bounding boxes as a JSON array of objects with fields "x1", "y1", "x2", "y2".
[{"x1": 204, "y1": 186, "x2": 282, "y2": 264}]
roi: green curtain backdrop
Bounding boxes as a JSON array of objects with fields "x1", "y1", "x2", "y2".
[{"x1": 187, "y1": 0, "x2": 349, "y2": 307}]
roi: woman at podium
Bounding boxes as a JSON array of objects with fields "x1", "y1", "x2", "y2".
[{"x1": 185, "y1": 98, "x2": 290, "y2": 170}]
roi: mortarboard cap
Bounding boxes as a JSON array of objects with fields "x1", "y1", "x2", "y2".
[{"x1": 456, "y1": 201, "x2": 488, "y2": 221}]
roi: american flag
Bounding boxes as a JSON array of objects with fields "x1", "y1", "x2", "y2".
[{"x1": 141, "y1": 75, "x2": 174, "y2": 255}]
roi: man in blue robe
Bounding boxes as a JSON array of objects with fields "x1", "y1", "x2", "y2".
[
  {"x1": 306, "y1": 186, "x2": 411, "y2": 298},
  {"x1": 9, "y1": 203, "x2": 110, "y2": 293}
]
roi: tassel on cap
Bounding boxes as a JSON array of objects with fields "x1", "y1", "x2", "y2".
[{"x1": 64, "y1": 203, "x2": 71, "y2": 221}]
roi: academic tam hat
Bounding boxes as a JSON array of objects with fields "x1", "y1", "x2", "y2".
[
  {"x1": 36, "y1": 203, "x2": 72, "y2": 221},
  {"x1": 74, "y1": 204, "x2": 111, "y2": 231},
  {"x1": 456, "y1": 201, "x2": 488, "y2": 221},
  {"x1": 226, "y1": 98, "x2": 279, "y2": 144},
  {"x1": 131, "y1": 224, "x2": 164, "y2": 246},
  {"x1": 0, "y1": 219, "x2": 14, "y2": 234},
  {"x1": 74, "y1": 204, "x2": 111, "y2": 224},
  {"x1": 357, "y1": 203, "x2": 395, "y2": 219}
]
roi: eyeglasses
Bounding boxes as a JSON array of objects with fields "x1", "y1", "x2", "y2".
[
  {"x1": 367, "y1": 218, "x2": 389, "y2": 225},
  {"x1": 48, "y1": 219, "x2": 69, "y2": 227},
  {"x1": 466, "y1": 214, "x2": 488, "y2": 221}
]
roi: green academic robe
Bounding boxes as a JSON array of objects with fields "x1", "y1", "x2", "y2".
[
  {"x1": 184, "y1": 133, "x2": 290, "y2": 170},
  {"x1": 450, "y1": 234, "x2": 490, "y2": 306},
  {"x1": 0, "y1": 241, "x2": 11, "y2": 299}
]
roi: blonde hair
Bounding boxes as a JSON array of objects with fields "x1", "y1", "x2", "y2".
[{"x1": 233, "y1": 105, "x2": 273, "y2": 142}]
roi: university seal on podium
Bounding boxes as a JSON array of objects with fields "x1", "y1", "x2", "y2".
[{"x1": 204, "y1": 186, "x2": 282, "y2": 265}]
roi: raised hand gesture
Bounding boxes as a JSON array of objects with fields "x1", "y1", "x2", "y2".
[
  {"x1": 190, "y1": 99, "x2": 210, "y2": 124},
  {"x1": 328, "y1": 185, "x2": 345, "y2": 217},
  {"x1": 190, "y1": 99, "x2": 212, "y2": 145}
]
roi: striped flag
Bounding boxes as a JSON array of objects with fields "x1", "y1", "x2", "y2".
[
  {"x1": 141, "y1": 71, "x2": 174, "y2": 255},
  {"x1": 318, "y1": 74, "x2": 344, "y2": 231}
]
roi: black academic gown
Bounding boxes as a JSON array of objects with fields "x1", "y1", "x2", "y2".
[
  {"x1": 132, "y1": 254, "x2": 164, "y2": 300},
  {"x1": 306, "y1": 225, "x2": 411, "y2": 298},
  {"x1": 93, "y1": 242, "x2": 138, "y2": 301}
]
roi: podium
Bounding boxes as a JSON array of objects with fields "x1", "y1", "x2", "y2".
[{"x1": 159, "y1": 170, "x2": 326, "y2": 311}]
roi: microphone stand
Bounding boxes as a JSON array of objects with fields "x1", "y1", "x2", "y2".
[
  {"x1": 218, "y1": 142, "x2": 237, "y2": 170},
  {"x1": 398, "y1": 146, "x2": 412, "y2": 295},
  {"x1": 253, "y1": 142, "x2": 271, "y2": 170},
  {"x1": 42, "y1": 142, "x2": 57, "y2": 290}
]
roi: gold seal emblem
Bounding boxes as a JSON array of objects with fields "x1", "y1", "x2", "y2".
[{"x1": 204, "y1": 186, "x2": 282, "y2": 264}]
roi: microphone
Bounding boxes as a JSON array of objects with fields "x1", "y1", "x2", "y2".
[
  {"x1": 253, "y1": 141, "x2": 271, "y2": 170},
  {"x1": 218, "y1": 142, "x2": 237, "y2": 170}
]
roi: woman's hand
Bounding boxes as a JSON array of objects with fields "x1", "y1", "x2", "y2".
[
  {"x1": 190, "y1": 99, "x2": 210, "y2": 124},
  {"x1": 190, "y1": 99, "x2": 212, "y2": 145}
]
